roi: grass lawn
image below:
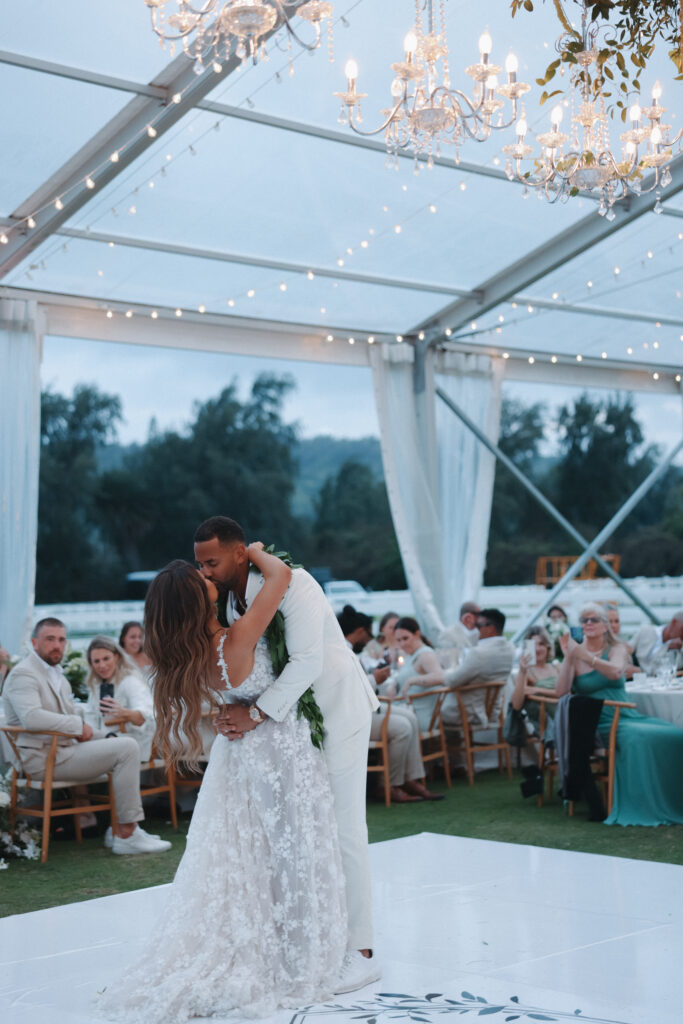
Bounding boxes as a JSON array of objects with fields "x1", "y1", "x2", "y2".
[{"x1": 2, "y1": 770, "x2": 682, "y2": 919}]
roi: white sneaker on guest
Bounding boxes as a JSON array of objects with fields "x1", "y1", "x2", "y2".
[
  {"x1": 111, "y1": 827, "x2": 171, "y2": 855},
  {"x1": 333, "y1": 951, "x2": 381, "y2": 994},
  {"x1": 104, "y1": 825, "x2": 161, "y2": 849}
]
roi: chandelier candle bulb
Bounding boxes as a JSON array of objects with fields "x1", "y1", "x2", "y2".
[
  {"x1": 344, "y1": 58, "x2": 358, "y2": 83},
  {"x1": 505, "y1": 51, "x2": 518, "y2": 79},
  {"x1": 403, "y1": 31, "x2": 418, "y2": 61},
  {"x1": 479, "y1": 30, "x2": 492, "y2": 60}
]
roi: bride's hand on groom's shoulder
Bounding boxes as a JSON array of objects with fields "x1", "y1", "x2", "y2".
[{"x1": 247, "y1": 541, "x2": 265, "y2": 561}]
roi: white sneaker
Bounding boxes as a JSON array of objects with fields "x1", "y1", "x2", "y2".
[
  {"x1": 333, "y1": 951, "x2": 381, "y2": 994},
  {"x1": 111, "y1": 827, "x2": 171, "y2": 855},
  {"x1": 104, "y1": 825, "x2": 161, "y2": 849}
]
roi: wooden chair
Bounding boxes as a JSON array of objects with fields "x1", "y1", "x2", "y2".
[
  {"x1": 446, "y1": 680, "x2": 512, "y2": 785},
  {"x1": 528, "y1": 694, "x2": 637, "y2": 816},
  {"x1": 367, "y1": 696, "x2": 393, "y2": 806},
  {"x1": 0, "y1": 726, "x2": 118, "y2": 864},
  {"x1": 404, "y1": 687, "x2": 452, "y2": 788},
  {"x1": 108, "y1": 718, "x2": 178, "y2": 827}
]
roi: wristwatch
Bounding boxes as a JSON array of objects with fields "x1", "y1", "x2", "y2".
[{"x1": 248, "y1": 704, "x2": 265, "y2": 724}]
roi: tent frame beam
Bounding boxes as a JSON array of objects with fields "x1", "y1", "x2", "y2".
[
  {"x1": 435, "y1": 384, "x2": 666, "y2": 627},
  {"x1": 511, "y1": 437, "x2": 683, "y2": 641},
  {"x1": 414, "y1": 153, "x2": 683, "y2": 338}
]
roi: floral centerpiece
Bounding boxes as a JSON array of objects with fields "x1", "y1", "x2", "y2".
[{"x1": 62, "y1": 647, "x2": 89, "y2": 701}]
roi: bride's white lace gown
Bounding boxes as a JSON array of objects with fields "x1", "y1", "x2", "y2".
[{"x1": 98, "y1": 638, "x2": 347, "y2": 1023}]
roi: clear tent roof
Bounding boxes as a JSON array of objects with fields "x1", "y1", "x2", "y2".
[{"x1": 1, "y1": 0, "x2": 682, "y2": 374}]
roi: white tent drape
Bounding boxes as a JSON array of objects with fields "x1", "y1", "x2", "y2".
[
  {"x1": 0, "y1": 299, "x2": 42, "y2": 656},
  {"x1": 436, "y1": 352, "x2": 504, "y2": 626},
  {"x1": 370, "y1": 343, "x2": 503, "y2": 638}
]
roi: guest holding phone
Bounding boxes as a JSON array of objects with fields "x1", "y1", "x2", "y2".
[{"x1": 85, "y1": 636, "x2": 155, "y2": 760}]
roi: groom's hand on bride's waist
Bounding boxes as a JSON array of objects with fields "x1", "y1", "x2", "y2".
[{"x1": 215, "y1": 703, "x2": 266, "y2": 741}]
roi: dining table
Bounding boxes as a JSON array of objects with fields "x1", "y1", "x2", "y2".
[{"x1": 624, "y1": 674, "x2": 683, "y2": 729}]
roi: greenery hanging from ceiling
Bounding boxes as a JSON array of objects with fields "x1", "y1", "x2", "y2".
[{"x1": 511, "y1": 0, "x2": 682, "y2": 119}]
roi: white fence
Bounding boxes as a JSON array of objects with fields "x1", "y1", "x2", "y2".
[{"x1": 32, "y1": 575, "x2": 682, "y2": 648}]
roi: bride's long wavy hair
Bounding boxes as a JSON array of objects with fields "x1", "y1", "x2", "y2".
[{"x1": 144, "y1": 560, "x2": 217, "y2": 768}]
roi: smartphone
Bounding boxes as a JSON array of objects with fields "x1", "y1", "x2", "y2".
[
  {"x1": 523, "y1": 638, "x2": 537, "y2": 667},
  {"x1": 99, "y1": 681, "x2": 115, "y2": 702}
]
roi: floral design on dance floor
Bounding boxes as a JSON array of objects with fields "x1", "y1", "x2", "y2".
[{"x1": 290, "y1": 991, "x2": 630, "y2": 1024}]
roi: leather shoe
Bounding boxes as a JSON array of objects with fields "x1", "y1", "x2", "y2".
[{"x1": 389, "y1": 786, "x2": 423, "y2": 803}]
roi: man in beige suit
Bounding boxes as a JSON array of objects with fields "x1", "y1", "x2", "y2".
[
  {"x1": 3, "y1": 618, "x2": 170, "y2": 855},
  {"x1": 194, "y1": 516, "x2": 380, "y2": 995},
  {"x1": 441, "y1": 608, "x2": 515, "y2": 728}
]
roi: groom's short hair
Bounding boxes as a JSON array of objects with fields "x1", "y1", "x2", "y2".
[{"x1": 194, "y1": 516, "x2": 246, "y2": 547}]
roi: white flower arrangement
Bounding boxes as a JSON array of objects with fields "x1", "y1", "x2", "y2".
[
  {"x1": 62, "y1": 646, "x2": 90, "y2": 701},
  {"x1": 0, "y1": 767, "x2": 40, "y2": 865}
]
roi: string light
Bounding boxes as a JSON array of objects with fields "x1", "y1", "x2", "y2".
[
  {"x1": 551, "y1": 355, "x2": 558, "y2": 363},
  {"x1": 175, "y1": 308, "x2": 182, "y2": 317},
  {"x1": 110, "y1": 152, "x2": 119, "y2": 163},
  {"x1": 125, "y1": 310, "x2": 133, "y2": 318},
  {"x1": 576, "y1": 354, "x2": 582, "y2": 361},
  {"x1": 151, "y1": 310, "x2": 158, "y2": 319},
  {"x1": 396, "y1": 334, "x2": 403, "y2": 342},
  {"x1": 247, "y1": 289, "x2": 255, "y2": 298},
  {"x1": 326, "y1": 334, "x2": 334, "y2": 342},
  {"x1": 147, "y1": 125, "x2": 157, "y2": 138},
  {"x1": 106, "y1": 310, "x2": 113, "y2": 318},
  {"x1": 198, "y1": 304, "x2": 206, "y2": 313},
  {"x1": 55, "y1": 198, "x2": 64, "y2": 210},
  {"x1": 368, "y1": 335, "x2": 375, "y2": 343},
  {"x1": 0, "y1": 234, "x2": 8, "y2": 245},
  {"x1": 348, "y1": 336, "x2": 355, "y2": 344},
  {"x1": 85, "y1": 177, "x2": 95, "y2": 189},
  {"x1": 27, "y1": 216, "x2": 36, "y2": 229}
]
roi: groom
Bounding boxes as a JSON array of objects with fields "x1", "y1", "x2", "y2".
[{"x1": 194, "y1": 516, "x2": 381, "y2": 993}]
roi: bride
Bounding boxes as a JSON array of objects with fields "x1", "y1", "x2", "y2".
[{"x1": 99, "y1": 544, "x2": 347, "y2": 1023}]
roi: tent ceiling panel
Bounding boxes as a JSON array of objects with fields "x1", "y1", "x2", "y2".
[
  {"x1": 512, "y1": 212, "x2": 683, "y2": 321},
  {"x1": 6, "y1": 235, "x2": 449, "y2": 332},
  {"x1": 0, "y1": 64, "x2": 134, "y2": 214},
  {"x1": 461, "y1": 304, "x2": 682, "y2": 368},
  {"x1": 0, "y1": 0, "x2": 170, "y2": 83},
  {"x1": 45, "y1": 110, "x2": 584, "y2": 294}
]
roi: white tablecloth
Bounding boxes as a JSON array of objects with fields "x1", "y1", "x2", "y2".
[{"x1": 624, "y1": 679, "x2": 683, "y2": 729}]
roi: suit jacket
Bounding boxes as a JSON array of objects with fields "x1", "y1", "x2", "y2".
[
  {"x1": 3, "y1": 651, "x2": 95, "y2": 769},
  {"x1": 227, "y1": 567, "x2": 379, "y2": 742},
  {"x1": 629, "y1": 623, "x2": 663, "y2": 674},
  {"x1": 442, "y1": 636, "x2": 515, "y2": 726}
]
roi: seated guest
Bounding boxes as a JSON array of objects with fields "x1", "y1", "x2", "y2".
[
  {"x1": 85, "y1": 635, "x2": 156, "y2": 761},
  {"x1": 393, "y1": 617, "x2": 445, "y2": 731},
  {"x1": 437, "y1": 601, "x2": 480, "y2": 653},
  {"x1": 442, "y1": 608, "x2": 515, "y2": 727},
  {"x1": 119, "y1": 621, "x2": 153, "y2": 680},
  {"x1": 556, "y1": 602, "x2": 683, "y2": 826},
  {"x1": 604, "y1": 603, "x2": 638, "y2": 679},
  {"x1": 628, "y1": 611, "x2": 683, "y2": 676},
  {"x1": 338, "y1": 608, "x2": 442, "y2": 803},
  {"x1": 511, "y1": 626, "x2": 561, "y2": 735},
  {"x1": 3, "y1": 618, "x2": 170, "y2": 855}
]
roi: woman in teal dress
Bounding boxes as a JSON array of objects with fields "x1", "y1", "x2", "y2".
[
  {"x1": 556, "y1": 602, "x2": 683, "y2": 827},
  {"x1": 393, "y1": 617, "x2": 445, "y2": 732}
]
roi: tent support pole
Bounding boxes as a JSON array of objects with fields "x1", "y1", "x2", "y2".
[{"x1": 435, "y1": 386, "x2": 672, "y2": 631}]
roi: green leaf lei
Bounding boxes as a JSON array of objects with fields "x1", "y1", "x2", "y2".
[{"x1": 215, "y1": 545, "x2": 325, "y2": 749}]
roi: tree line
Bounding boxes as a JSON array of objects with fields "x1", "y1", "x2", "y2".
[{"x1": 35, "y1": 376, "x2": 682, "y2": 603}]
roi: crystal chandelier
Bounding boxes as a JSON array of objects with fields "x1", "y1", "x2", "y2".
[
  {"x1": 143, "y1": 1, "x2": 334, "y2": 72},
  {"x1": 503, "y1": 4, "x2": 682, "y2": 216},
  {"x1": 334, "y1": 0, "x2": 529, "y2": 168}
]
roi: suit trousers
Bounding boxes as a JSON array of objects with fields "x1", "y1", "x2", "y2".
[
  {"x1": 324, "y1": 712, "x2": 373, "y2": 952},
  {"x1": 27, "y1": 736, "x2": 144, "y2": 825},
  {"x1": 370, "y1": 704, "x2": 424, "y2": 787}
]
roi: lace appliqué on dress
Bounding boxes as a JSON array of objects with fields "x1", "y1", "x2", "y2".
[{"x1": 97, "y1": 638, "x2": 347, "y2": 1023}]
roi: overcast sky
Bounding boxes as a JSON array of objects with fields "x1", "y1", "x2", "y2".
[{"x1": 42, "y1": 335, "x2": 683, "y2": 462}]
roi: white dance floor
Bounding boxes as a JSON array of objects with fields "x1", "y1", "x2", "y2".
[{"x1": 2, "y1": 832, "x2": 682, "y2": 1024}]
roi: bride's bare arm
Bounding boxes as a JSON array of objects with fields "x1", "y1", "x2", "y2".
[{"x1": 223, "y1": 544, "x2": 291, "y2": 661}]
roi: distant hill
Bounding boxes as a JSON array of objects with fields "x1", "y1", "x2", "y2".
[{"x1": 293, "y1": 435, "x2": 383, "y2": 518}]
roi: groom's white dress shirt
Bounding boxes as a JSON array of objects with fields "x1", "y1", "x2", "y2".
[{"x1": 227, "y1": 566, "x2": 379, "y2": 950}]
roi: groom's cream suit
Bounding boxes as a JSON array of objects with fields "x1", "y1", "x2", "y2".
[{"x1": 229, "y1": 567, "x2": 379, "y2": 950}]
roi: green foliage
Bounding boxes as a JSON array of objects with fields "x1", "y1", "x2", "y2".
[
  {"x1": 37, "y1": 385, "x2": 123, "y2": 602},
  {"x1": 305, "y1": 460, "x2": 406, "y2": 589},
  {"x1": 485, "y1": 392, "x2": 679, "y2": 585},
  {"x1": 511, "y1": 0, "x2": 683, "y2": 112}
]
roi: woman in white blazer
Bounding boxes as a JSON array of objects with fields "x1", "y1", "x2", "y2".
[{"x1": 85, "y1": 635, "x2": 155, "y2": 761}]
